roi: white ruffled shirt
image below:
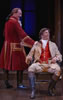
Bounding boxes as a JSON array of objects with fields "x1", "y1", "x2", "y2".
[
  {"x1": 41, "y1": 39, "x2": 48, "y2": 49},
  {"x1": 18, "y1": 20, "x2": 22, "y2": 26}
]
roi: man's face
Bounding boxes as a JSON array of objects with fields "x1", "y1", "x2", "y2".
[
  {"x1": 41, "y1": 30, "x2": 50, "y2": 40},
  {"x1": 17, "y1": 9, "x2": 22, "y2": 18}
]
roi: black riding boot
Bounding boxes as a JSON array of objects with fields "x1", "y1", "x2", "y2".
[
  {"x1": 4, "y1": 70, "x2": 13, "y2": 88},
  {"x1": 48, "y1": 79, "x2": 57, "y2": 96},
  {"x1": 28, "y1": 72, "x2": 35, "y2": 99},
  {"x1": 17, "y1": 70, "x2": 27, "y2": 89},
  {"x1": 48, "y1": 75, "x2": 59, "y2": 96}
]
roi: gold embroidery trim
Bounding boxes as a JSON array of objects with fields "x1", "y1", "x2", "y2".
[
  {"x1": 21, "y1": 36, "x2": 33, "y2": 48},
  {"x1": 4, "y1": 42, "x2": 26, "y2": 66}
]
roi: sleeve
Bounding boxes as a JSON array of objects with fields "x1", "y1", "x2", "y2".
[
  {"x1": 26, "y1": 43, "x2": 36, "y2": 64},
  {"x1": 15, "y1": 22, "x2": 34, "y2": 48},
  {"x1": 54, "y1": 43, "x2": 62, "y2": 62}
]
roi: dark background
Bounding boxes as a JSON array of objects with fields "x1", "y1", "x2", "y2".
[{"x1": 0, "y1": 0, "x2": 63, "y2": 64}]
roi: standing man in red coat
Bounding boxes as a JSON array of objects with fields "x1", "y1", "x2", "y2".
[{"x1": 0, "y1": 8, "x2": 34, "y2": 88}]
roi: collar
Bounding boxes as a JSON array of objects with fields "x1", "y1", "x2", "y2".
[{"x1": 9, "y1": 16, "x2": 18, "y2": 21}]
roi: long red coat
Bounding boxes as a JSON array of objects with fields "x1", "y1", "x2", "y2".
[{"x1": 0, "y1": 16, "x2": 34, "y2": 71}]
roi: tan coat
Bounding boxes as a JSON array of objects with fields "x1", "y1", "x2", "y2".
[{"x1": 26, "y1": 41, "x2": 62, "y2": 64}]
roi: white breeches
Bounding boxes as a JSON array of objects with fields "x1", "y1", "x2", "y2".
[{"x1": 28, "y1": 62, "x2": 61, "y2": 76}]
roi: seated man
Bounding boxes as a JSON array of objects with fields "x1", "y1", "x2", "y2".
[{"x1": 26, "y1": 28, "x2": 62, "y2": 99}]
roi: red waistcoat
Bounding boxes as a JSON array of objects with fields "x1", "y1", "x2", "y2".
[{"x1": 40, "y1": 42, "x2": 51, "y2": 63}]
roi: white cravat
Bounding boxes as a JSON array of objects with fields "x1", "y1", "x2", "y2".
[
  {"x1": 41, "y1": 39, "x2": 48, "y2": 49},
  {"x1": 18, "y1": 20, "x2": 22, "y2": 26}
]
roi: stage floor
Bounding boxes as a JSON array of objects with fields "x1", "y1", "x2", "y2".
[{"x1": 0, "y1": 79, "x2": 63, "y2": 100}]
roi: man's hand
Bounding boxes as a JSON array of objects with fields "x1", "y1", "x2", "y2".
[
  {"x1": 20, "y1": 41, "x2": 24, "y2": 47},
  {"x1": 26, "y1": 56, "x2": 32, "y2": 65},
  {"x1": 51, "y1": 57, "x2": 57, "y2": 63}
]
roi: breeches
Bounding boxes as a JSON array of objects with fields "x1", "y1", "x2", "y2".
[{"x1": 28, "y1": 62, "x2": 61, "y2": 76}]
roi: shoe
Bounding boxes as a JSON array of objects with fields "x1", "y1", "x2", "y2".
[
  {"x1": 6, "y1": 84, "x2": 13, "y2": 88},
  {"x1": 17, "y1": 84, "x2": 27, "y2": 89},
  {"x1": 5, "y1": 81, "x2": 13, "y2": 88},
  {"x1": 6, "y1": 83, "x2": 13, "y2": 88},
  {"x1": 48, "y1": 88, "x2": 56, "y2": 96},
  {"x1": 30, "y1": 89, "x2": 35, "y2": 99}
]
